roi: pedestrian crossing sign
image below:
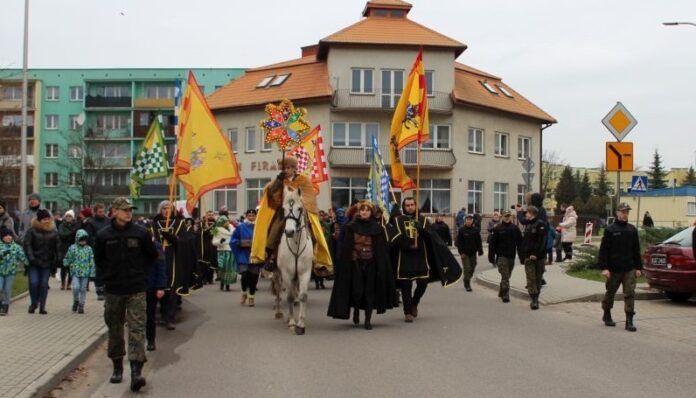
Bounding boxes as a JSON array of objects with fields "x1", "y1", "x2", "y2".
[{"x1": 631, "y1": 176, "x2": 648, "y2": 192}]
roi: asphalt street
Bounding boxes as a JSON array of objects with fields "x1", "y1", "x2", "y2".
[{"x1": 51, "y1": 268, "x2": 696, "y2": 398}]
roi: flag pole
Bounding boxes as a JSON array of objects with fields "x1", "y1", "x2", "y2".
[{"x1": 166, "y1": 77, "x2": 183, "y2": 230}]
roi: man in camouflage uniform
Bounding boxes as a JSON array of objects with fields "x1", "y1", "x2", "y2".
[
  {"x1": 95, "y1": 197, "x2": 158, "y2": 392},
  {"x1": 487, "y1": 209, "x2": 521, "y2": 303},
  {"x1": 519, "y1": 206, "x2": 548, "y2": 310}
]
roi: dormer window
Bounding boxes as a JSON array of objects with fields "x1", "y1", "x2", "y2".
[
  {"x1": 480, "y1": 80, "x2": 498, "y2": 95},
  {"x1": 270, "y1": 74, "x2": 290, "y2": 87},
  {"x1": 256, "y1": 76, "x2": 274, "y2": 88},
  {"x1": 497, "y1": 84, "x2": 514, "y2": 98}
]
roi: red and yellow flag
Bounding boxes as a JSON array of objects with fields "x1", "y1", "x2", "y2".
[
  {"x1": 289, "y1": 125, "x2": 329, "y2": 194},
  {"x1": 175, "y1": 72, "x2": 241, "y2": 212}
]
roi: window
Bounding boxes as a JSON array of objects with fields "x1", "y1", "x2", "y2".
[
  {"x1": 69, "y1": 115, "x2": 80, "y2": 130},
  {"x1": 351, "y1": 68, "x2": 373, "y2": 94},
  {"x1": 262, "y1": 135, "x2": 273, "y2": 151},
  {"x1": 425, "y1": 70, "x2": 434, "y2": 96},
  {"x1": 93, "y1": 143, "x2": 129, "y2": 159},
  {"x1": 518, "y1": 136, "x2": 531, "y2": 160},
  {"x1": 467, "y1": 181, "x2": 483, "y2": 214},
  {"x1": 468, "y1": 127, "x2": 484, "y2": 153},
  {"x1": 46, "y1": 86, "x2": 60, "y2": 101},
  {"x1": 256, "y1": 76, "x2": 274, "y2": 88},
  {"x1": 70, "y1": 86, "x2": 83, "y2": 101},
  {"x1": 138, "y1": 112, "x2": 150, "y2": 127},
  {"x1": 517, "y1": 184, "x2": 526, "y2": 205},
  {"x1": 99, "y1": 172, "x2": 129, "y2": 186},
  {"x1": 227, "y1": 128, "x2": 238, "y2": 153},
  {"x1": 214, "y1": 186, "x2": 238, "y2": 213},
  {"x1": 270, "y1": 74, "x2": 290, "y2": 86},
  {"x1": 245, "y1": 127, "x2": 256, "y2": 152},
  {"x1": 497, "y1": 84, "x2": 514, "y2": 98},
  {"x1": 45, "y1": 172, "x2": 58, "y2": 187},
  {"x1": 145, "y1": 86, "x2": 175, "y2": 99},
  {"x1": 331, "y1": 122, "x2": 378, "y2": 147},
  {"x1": 418, "y1": 179, "x2": 451, "y2": 213},
  {"x1": 480, "y1": 80, "x2": 498, "y2": 94},
  {"x1": 68, "y1": 144, "x2": 82, "y2": 159},
  {"x1": 45, "y1": 115, "x2": 59, "y2": 130},
  {"x1": 381, "y1": 69, "x2": 403, "y2": 107},
  {"x1": 495, "y1": 132, "x2": 509, "y2": 157},
  {"x1": 247, "y1": 179, "x2": 270, "y2": 209},
  {"x1": 95, "y1": 114, "x2": 129, "y2": 131},
  {"x1": 493, "y1": 183, "x2": 509, "y2": 213},
  {"x1": 68, "y1": 173, "x2": 81, "y2": 186},
  {"x1": 423, "y1": 124, "x2": 450, "y2": 149},
  {"x1": 2, "y1": 86, "x2": 22, "y2": 100},
  {"x1": 45, "y1": 201, "x2": 58, "y2": 212},
  {"x1": 45, "y1": 144, "x2": 58, "y2": 158},
  {"x1": 96, "y1": 86, "x2": 130, "y2": 97},
  {"x1": 142, "y1": 201, "x2": 159, "y2": 216},
  {"x1": 331, "y1": 178, "x2": 368, "y2": 209}
]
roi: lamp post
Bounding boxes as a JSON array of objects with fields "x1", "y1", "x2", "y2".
[
  {"x1": 20, "y1": 0, "x2": 29, "y2": 212},
  {"x1": 662, "y1": 22, "x2": 696, "y2": 27}
]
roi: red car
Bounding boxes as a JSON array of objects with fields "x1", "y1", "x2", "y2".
[{"x1": 643, "y1": 226, "x2": 695, "y2": 301}]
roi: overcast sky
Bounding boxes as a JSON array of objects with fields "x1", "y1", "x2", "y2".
[{"x1": 2, "y1": 0, "x2": 695, "y2": 170}]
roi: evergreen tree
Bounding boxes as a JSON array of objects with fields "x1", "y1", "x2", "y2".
[
  {"x1": 554, "y1": 166, "x2": 577, "y2": 212},
  {"x1": 596, "y1": 163, "x2": 611, "y2": 196},
  {"x1": 579, "y1": 172, "x2": 592, "y2": 203},
  {"x1": 682, "y1": 166, "x2": 696, "y2": 186},
  {"x1": 647, "y1": 149, "x2": 667, "y2": 189}
]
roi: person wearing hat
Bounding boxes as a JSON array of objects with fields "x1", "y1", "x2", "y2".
[
  {"x1": 232, "y1": 209, "x2": 260, "y2": 306},
  {"x1": 598, "y1": 202, "x2": 643, "y2": 332},
  {"x1": 519, "y1": 206, "x2": 548, "y2": 310},
  {"x1": 0, "y1": 200, "x2": 19, "y2": 242},
  {"x1": 251, "y1": 157, "x2": 333, "y2": 276},
  {"x1": 94, "y1": 197, "x2": 158, "y2": 391},
  {"x1": 18, "y1": 193, "x2": 51, "y2": 239},
  {"x1": 23, "y1": 208, "x2": 60, "y2": 314},
  {"x1": 1, "y1": 226, "x2": 28, "y2": 315},
  {"x1": 57, "y1": 210, "x2": 80, "y2": 290},
  {"x1": 455, "y1": 214, "x2": 483, "y2": 292},
  {"x1": 62, "y1": 229, "x2": 95, "y2": 314},
  {"x1": 488, "y1": 209, "x2": 522, "y2": 303}
]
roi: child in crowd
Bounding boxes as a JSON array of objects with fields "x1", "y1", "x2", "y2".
[
  {"x1": 0, "y1": 227, "x2": 28, "y2": 315},
  {"x1": 63, "y1": 229, "x2": 96, "y2": 314}
]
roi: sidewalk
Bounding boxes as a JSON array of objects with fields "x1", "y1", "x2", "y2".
[
  {"x1": 0, "y1": 280, "x2": 106, "y2": 398},
  {"x1": 475, "y1": 261, "x2": 662, "y2": 305}
]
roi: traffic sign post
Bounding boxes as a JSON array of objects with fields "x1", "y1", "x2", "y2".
[
  {"x1": 602, "y1": 102, "x2": 638, "y2": 214},
  {"x1": 602, "y1": 102, "x2": 638, "y2": 142},
  {"x1": 605, "y1": 142, "x2": 634, "y2": 172},
  {"x1": 521, "y1": 157, "x2": 535, "y2": 193},
  {"x1": 630, "y1": 176, "x2": 648, "y2": 226}
]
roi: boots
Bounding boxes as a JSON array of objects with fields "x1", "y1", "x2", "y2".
[
  {"x1": 110, "y1": 358, "x2": 123, "y2": 383},
  {"x1": 319, "y1": 279, "x2": 325, "y2": 289},
  {"x1": 72, "y1": 301, "x2": 78, "y2": 313},
  {"x1": 146, "y1": 340, "x2": 156, "y2": 351},
  {"x1": 28, "y1": 303, "x2": 37, "y2": 314},
  {"x1": 625, "y1": 312, "x2": 637, "y2": 332},
  {"x1": 530, "y1": 294, "x2": 539, "y2": 310},
  {"x1": 364, "y1": 310, "x2": 373, "y2": 330},
  {"x1": 247, "y1": 295, "x2": 255, "y2": 307},
  {"x1": 130, "y1": 361, "x2": 147, "y2": 392},
  {"x1": 464, "y1": 280, "x2": 472, "y2": 292},
  {"x1": 501, "y1": 289, "x2": 510, "y2": 303},
  {"x1": 39, "y1": 306, "x2": 47, "y2": 315},
  {"x1": 0, "y1": 304, "x2": 7, "y2": 316},
  {"x1": 78, "y1": 304, "x2": 84, "y2": 314},
  {"x1": 352, "y1": 308, "x2": 360, "y2": 325},
  {"x1": 240, "y1": 292, "x2": 247, "y2": 305},
  {"x1": 603, "y1": 309, "x2": 616, "y2": 327}
]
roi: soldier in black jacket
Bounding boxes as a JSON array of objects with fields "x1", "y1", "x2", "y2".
[
  {"x1": 488, "y1": 210, "x2": 521, "y2": 303},
  {"x1": 94, "y1": 197, "x2": 158, "y2": 392},
  {"x1": 598, "y1": 203, "x2": 643, "y2": 332},
  {"x1": 455, "y1": 214, "x2": 483, "y2": 292},
  {"x1": 519, "y1": 206, "x2": 547, "y2": 310}
]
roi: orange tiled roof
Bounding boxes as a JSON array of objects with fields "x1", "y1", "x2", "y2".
[
  {"x1": 207, "y1": 57, "x2": 332, "y2": 111},
  {"x1": 319, "y1": 16, "x2": 466, "y2": 58},
  {"x1": 453, "y1": 63, "x2": 556, "y2": 123}
]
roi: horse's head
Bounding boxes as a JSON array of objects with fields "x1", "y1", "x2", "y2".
[{"x1": 282, "y1": 185, "x2": 304, "y2": 238}]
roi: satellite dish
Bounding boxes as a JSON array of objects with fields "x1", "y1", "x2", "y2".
[{"x1": 76, "y1": 112, "x2": 85, "y2": 126}]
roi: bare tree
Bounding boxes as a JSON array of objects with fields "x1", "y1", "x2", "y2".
[{"x1": 541, "y1": 149, "x2": 564, "y2": 197}]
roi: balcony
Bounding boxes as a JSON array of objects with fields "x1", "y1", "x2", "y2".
[
  {"x1": 0, "y1": 125, "x2": 34, "y2": 138},
  {"x1": 328, "y1": 145, "x2": 456, "y2": 169},
  {"x1": 84, "y1": 157, "x2": 132, "y2": 169},
  {"x1": 133, "y1": 124, "x2": 175, "y2": 138},
  {"x1": 133, "y1": 98, "x2": 175, "y2": 109},
  {"x1": 140, "y1": 184, "x2": 169, "y2": 196},
  {"x1": 85, "y1": 95, "x2": 131, "y2": 108},
  {"x1": 0, "y1": 154, "x2": 35, "y2": 167},
  {"x1": 331, "y1": 89, "x2": 453, "y2": 114},
  {"x1": 85, "y1": 127, "x2": 131, "y2": 140},
  {"x1": 0, "y1": 97, "x2": 35, "y2": 109},
  {"x1": 94, "y1": 186, "x2": 130, "y2": 196}
]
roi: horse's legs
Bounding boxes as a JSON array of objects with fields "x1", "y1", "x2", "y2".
[
  {"x1": 272, "y1": 272, "x2": 283, "y2": 319},
  {"x1": 286, "y1": 286, "x2": 296, "y2": 329},
  {"x1": 296, "y1": 264, "x2": 312, "y2": 330}
]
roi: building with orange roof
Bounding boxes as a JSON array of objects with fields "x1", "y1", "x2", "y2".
[{"x1": 205, "y1": 0, "x2": 555, "y2": 216}]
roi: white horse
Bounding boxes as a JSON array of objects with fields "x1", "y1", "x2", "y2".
[{"x1": 277, "y1": 185, "x2": 313, "y2": 335}]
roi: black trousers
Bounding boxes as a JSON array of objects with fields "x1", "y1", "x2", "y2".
[
  {"x1": 241, "y1": 272, "x2": 260, "y2": 296},
  {"x1": 352, "y1": 260, "x2": 377, "y2": 314},
  {"x1": 562, "y1": 242, "x2": 573, "y2": 259},
  {"x1": 399, "y1": 278, "x2": 428, "y2": 315},
  {"x1": 145, "y1": 288, "x2": 158, "y2": 343},
  {"x1": 160, "y1": 290, "x2": 177, "y2": 324}
]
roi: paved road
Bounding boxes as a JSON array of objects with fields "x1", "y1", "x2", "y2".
[{"x1": 52, "y1": 274, "x2": 696, "y2": 398}]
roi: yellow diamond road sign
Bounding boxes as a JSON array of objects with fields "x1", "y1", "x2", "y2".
[{"x1": 602, "y1": 102, "x2": 637, "y2": 142}]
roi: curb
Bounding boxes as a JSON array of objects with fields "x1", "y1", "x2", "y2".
[
  {"x1": 11, "y1": 291, "x2": 29, "y2": 303},
  {"x1": 475, "y1": 273, "x2": 664, "y2": 305},
  {"x1": 16, "y1": 326, "x2": 107, "y2": 398}
]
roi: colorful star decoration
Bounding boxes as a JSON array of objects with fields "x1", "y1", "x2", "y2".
[{"x1": 259, "y1": 99, "x2": 311, "y2": 150}]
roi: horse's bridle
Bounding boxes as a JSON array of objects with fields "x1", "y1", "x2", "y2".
[
  {"x1": 283, "y1": 199, "x2": 306, "y2": 233},
  {"x1": 282, "y1": 198, "x2": 310, "y2": 273}
]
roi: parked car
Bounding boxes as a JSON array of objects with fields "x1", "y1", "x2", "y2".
[{"x1": 643, "y1": 226, "x2": 695, "y2": 302}]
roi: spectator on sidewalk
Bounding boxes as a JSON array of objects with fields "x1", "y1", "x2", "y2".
[
  {"x1": 94, "y1": 197, "x2": 157, "y2": 392},
  {"x1": 559, "y1": 204, "x2": 577, "y2": 261},
  {"x1": 455, "y1": 214, "x2": 483, "y2": 292},
  {"x1": 58, "y1": 210, "x2": 80, "y2": 290},
  {"x1": 598, "y1": 202, "x2": 642, "y2": 332},
  {"x1": 85, "y1": 204, "x2": 110, "y2": 301},
  {"x1": 211, "y1": 215, "x2": 236, "y2": 292},
  {"x1": 455, "y1": 207, "x2": 466, "y2": 231},
  {"x1": 642, "y1": 211, "x2": 654, "y2": 228},
  {"x1": 519, "y1": 206, "x2": 548, "y2": 310},
  {"x1": 23, "y1": 209, "x2": 60, "y2": 314},
  {"x1": 488, "y1": 210, "x2": 521, "y2": 303},
  {"x1": 18, "y1": 193, "x2": 51, "y2": 239},
  {"x1": 546, "y1": 223, "x2": 558, "y2": 265},
  {"x1": 431, "y1": 214, "x2": 452, "y2": 247},
  {"x1": 63, "y1": 229, "x2": 96, "y2": 314},
  {"x1": 232, "y1": 209, "x2": 260, "y2": 306},
  {"x1": 1, "y1": 226, "x2": 28, "y2": 315},
  {"x1": 0, "y1": 200, "x2": 19, "y2": 242}
]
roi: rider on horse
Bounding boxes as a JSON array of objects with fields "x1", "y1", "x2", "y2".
[{"x1": 251, "y1": 157, "x2": 333, "y2": 277}]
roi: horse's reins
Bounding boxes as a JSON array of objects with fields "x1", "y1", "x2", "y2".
[{"x1": 283, "y1": 199, "x2": 310, "y2": 277}]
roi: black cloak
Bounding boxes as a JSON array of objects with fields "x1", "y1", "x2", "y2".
[{"x1": 151, "y1": 215, "x2": 202, "y2": 295}]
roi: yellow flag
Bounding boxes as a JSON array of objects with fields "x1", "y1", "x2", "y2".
[
  {"x1": 175, "y1": 72, "x2": 241, "y2": 212},
  {"x1": 390, "y1": 49, "x2": 429, "y2": 150}
]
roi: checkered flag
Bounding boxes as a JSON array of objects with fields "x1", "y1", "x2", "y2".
[
  {"x1": 129, "y1": 118, "x2": 169, "y2": 198},
  {"x1": 290, "y1": 145, "x2": 310, "y2": 173}
]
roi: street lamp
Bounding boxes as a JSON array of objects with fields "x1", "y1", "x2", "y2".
[
  {"x1": 663, "y1": 22, "x2": 696, "y2": 27},
  {"x1": 20, "y1": 0, "x2": 29, "y2": 212}
]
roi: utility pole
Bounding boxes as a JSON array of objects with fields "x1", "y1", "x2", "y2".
[{"x1": 20, "y1": 0, "x2": 30, "y2": 212}]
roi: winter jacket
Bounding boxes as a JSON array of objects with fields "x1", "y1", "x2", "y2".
[
  {"x1": 546, "y1": 226, "x2": 557, "y2": 250},
  {"x1": 94, "y1": 219, "x2": 158, "y2": 295},
  {"x1": 84, "y1": 215, "x2": 111, "y2": 246},
  {"x1": 23, "y1": 219, "x2": 60, "y2": 270},
  {"x1": 231, "y1": 221, "x2": 254, "y2": 265},
  {"x1": 559, "y1": 206, "x2": 577, "y2": 243},
  {"x1": 488, "y1": 222, "x2": 521, "y2": 263},
  {"x1": 212, "y1": 225, "x2": 233, "y2": 252},
  {"x1": 517, "y1": 193, "x2": 548, "y2": 225},
  {"x1": 57, "y1": 220, "x2": 80, "y2": 261},
  {"x1": 455, "y1": 225, "x2": 483, "y2": 256},
  {"x1": 18, "y1": 207, "x2": 51, "y2": 239},
  {"x1": 0, "y1": 212, "x2": 18, "y2": 241},
  {"x1": 519, "y1": 218, "x2": 548, "y2": 261},
  {"x1": 63, "y1": 230, "x2": 96, "y2": 278},
  {"x1": 147, "y1": 240, "x2": 168, "y2": 290},
  {"x1": 0, "y1": 241, "x2": 28, "y2": 276},
  {"x1": 486, "y1": 219, "x2": 500, "y2": 243},
  {"x1": 455, "y1": 210, "x2": 466, "y2": 230},
  {"x1": 598, "y1": 219, "x2": 642, "y2": 273},
  {"x1": 431, "y1": 221, "x2": 452, "y2": 246}
]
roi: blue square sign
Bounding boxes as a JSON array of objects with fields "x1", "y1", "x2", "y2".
[{"x1": 631, "y1": 176, "x2": 648, "y2": 192}]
